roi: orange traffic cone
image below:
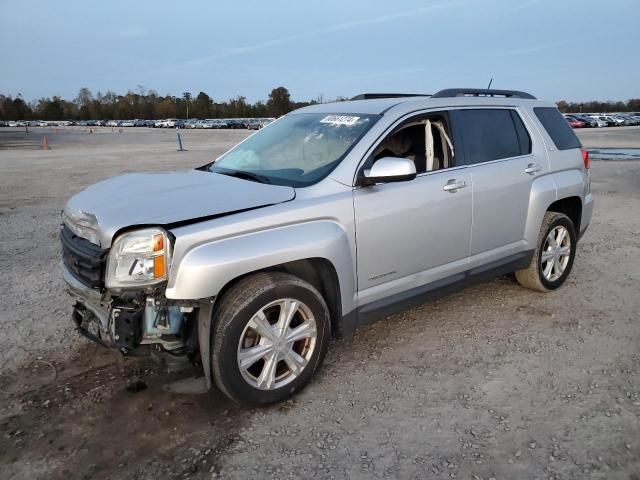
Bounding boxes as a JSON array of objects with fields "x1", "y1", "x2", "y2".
[{"x1": 41, "y1": 135, "x2": 50, "y2": 150}]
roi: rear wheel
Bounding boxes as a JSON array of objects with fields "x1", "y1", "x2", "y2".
[
  {"x1": 515, "y1": 211, "x2": 577, "y2": 292},
  {"x1": 211, "y1": 272, "x2": 330, "y2": 406}
]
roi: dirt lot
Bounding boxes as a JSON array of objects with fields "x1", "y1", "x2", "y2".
[{"x1": 1, "y1": 126, "x2": 639, "y2": 479}]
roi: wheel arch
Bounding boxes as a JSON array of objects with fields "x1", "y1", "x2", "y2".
[
  {"x1": 547, "y1": 196, "x2": 582, "y2": 234},
  {"x1": 196, "y1": 257, "x2": 343, "y2": 391},
  {"x1": 212, "y1": 257, "x2": 343, "y2": 336}
]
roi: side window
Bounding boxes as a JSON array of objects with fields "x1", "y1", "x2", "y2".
[
  {"x1": 368, "y1": 112, "x2": 456, "y2": 173},
  {"x1": 510, "y1": 110, "x2": 532, "y2": 155},
  {"x1": 455, "y1": 109, "x2": 530, "y2": 165},
  {"x1": 534, "y1": 107, "x2": 582, "y2": 150}
]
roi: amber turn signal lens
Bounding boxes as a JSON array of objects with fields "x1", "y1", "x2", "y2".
[
  {"x1": 153, "y1": 255, "x2": 166, "y2": 278},
  {"x1": 153, "y1": 234, "x2": 164, "y2": 252}
]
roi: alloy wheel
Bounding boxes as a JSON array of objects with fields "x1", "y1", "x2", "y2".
[
  {"x1": 541, "y1": 225, "x2": 572, "y2": 282},
  {"x1": 237, "y1": 298, "x2": 317, "y2": 390}
]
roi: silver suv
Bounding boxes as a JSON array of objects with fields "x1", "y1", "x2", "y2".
[{"x1": 61, "y1": 88, "x2": 594, "y2": 406}]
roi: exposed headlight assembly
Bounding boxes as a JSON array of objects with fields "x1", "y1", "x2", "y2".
[{"x1": 106, "y1": 228, "x2": 170, "y2": 288}]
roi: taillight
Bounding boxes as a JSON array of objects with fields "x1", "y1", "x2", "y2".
[{"x1": 582, "y1": 149, "x2": 590, "y2": 169}]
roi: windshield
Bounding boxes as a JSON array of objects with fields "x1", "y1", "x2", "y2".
[{"x1": 209, "y1": 112, "x2": 379, "y2": 187}]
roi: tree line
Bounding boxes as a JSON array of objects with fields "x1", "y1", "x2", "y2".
[
  {"x1": 0, "y1": 86, "x2": 317, "y2": 121},
  {"x1": 557, "y1": 99, "x2": 640, "y2": 114},
  {"x1": 1, "y1": 86, "x2": 639, "y2": 120}
]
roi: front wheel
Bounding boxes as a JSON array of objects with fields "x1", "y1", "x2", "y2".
[
  {"x1": 211, "y1": 272, "x2": 331, "y2": 406},
  {"x1": 515, "y1": 211, "x2": 577, "y2": 292}
]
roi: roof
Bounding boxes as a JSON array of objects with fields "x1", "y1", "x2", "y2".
[
  {"x1": 295, "y1": 94, "x2": 549, "y2": 116},
  {"x1": 295, "y1": 97, "x2": 426, "y2": 115},
  {"x1": 293, "y1": 88, "x2": 544, "y2": 116}
]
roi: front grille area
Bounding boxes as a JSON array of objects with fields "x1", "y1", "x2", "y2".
[{"x1": 61, "y1": 224, "x2": 107, "y2": 289}]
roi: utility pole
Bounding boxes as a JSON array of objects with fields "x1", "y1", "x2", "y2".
[{"x1": 183, "y1": 92, "x2": 192, "y2": 119}]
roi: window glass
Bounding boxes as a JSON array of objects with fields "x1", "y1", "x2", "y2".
[
  {"x1": 533, "y1": 107, "x2": 582, "y2": 150},
  {"x1": 456, "y1": 109, "x2": 524, "y2": 164},
  {"x1": 367, "y1": 112, "x2": 455, "y2": 173},
  {"x1": 210, "y1": 113, "x2": 379, "y2": 187},
  {"x1": 510, "y1": 110, "x2": 532, "y2": 155}
]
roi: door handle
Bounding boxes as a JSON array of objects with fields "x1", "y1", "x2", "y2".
[
  {"x1": 443, "y1": 179, "x2": 467, "y2": 192},
  {"x1": 524, "y1": 163, "x2": 541, "y2": 174}
]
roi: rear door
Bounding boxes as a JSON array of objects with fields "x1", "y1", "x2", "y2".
[{"x1": 451, "y1": 108, "x2": 545, "y2": 266}]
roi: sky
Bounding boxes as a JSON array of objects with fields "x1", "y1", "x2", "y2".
[{"x1": 1, "y1": 0, "x2": 638, "y2": 103}]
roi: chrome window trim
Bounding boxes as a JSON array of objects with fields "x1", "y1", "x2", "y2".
[{"x1": 352, "y1": 105, "x2": 539, "y2": 185}]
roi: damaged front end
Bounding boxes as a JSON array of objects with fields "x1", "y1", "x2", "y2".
[{"x1": 61, "y1": 222, "x2": 199, "y2": 369}]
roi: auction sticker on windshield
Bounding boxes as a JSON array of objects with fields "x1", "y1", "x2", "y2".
[{"x1": 320, "y1": 115, "x2": 361, "y2": 126}]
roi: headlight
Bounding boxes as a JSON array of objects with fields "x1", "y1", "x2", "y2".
[{"x1": 105, "y1": 228, "x2": 171, "y2": 288}]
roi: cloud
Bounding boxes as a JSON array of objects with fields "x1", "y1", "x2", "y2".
[
  {"x1": 179, "y1": 1, "x2": 467, "y2": 69},
  {"x1": 496, "y1": 41, "x2": 570, "y2": 56},
  {"x1": 327, "y1": 1, "x2": 466, "y2": 32}
]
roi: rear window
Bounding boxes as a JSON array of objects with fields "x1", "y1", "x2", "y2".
[
  {"x1": 534, "y1": 107, "x2": 581, "y2": 150},
  {"x1": 456, "y1": 109, "x2": 531, "y2": 165}
]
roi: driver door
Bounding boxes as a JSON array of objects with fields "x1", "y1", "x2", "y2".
[{"x1": 353, "y1": 111, "x2": 472, "y2": 311}]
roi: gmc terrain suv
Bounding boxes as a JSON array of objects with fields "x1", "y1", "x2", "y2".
[{"x1": 61, "y1": 88, "x2": 594, "y2": 406}]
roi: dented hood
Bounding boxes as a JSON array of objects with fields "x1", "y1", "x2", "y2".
[{"x1": 63, "y1": 170, "x2": 295, "y2": 247}]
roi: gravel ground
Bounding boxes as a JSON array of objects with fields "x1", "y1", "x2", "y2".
[{"x1": 0, "y1": 126, "x2": 639, "y2": 479}]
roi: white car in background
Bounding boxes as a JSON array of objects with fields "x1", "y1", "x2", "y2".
[
  {"x1": 120, "y1": 120, "x2": 135, "y2": 127},
  {"x1": 590, "y1": 115, "x2": 618, "y2": 127},
  {"x1": 586, "y1": 116, "x2": 608, "y2": 128},
  {"x1": 154, "y1": 119, "x2": 177, "y2": 128}
]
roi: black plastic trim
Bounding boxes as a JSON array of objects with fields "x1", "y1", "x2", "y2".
[
  {"x1": 61, "y1": 225, "x2": 107, "y2": 289},
  {"x1": 351, "y1": 93, "x2": 431, "y2": 100},
  {"x1": 432, "y1": 88, "x2": 536, "y2": 100}
]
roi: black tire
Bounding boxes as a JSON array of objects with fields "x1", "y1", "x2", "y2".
[
  {"x1": 211, "y1": 272, "x2": 331, "y2": 406},
  {"x1": 515, "y1": 211, "x2": 577, "y2": 292}
]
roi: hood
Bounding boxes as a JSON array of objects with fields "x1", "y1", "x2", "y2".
[{"x1": 63, "y1": 170, "x2": 295, "y2": 248}]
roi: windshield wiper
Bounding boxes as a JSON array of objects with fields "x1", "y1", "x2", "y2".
[{"x1": 215, "y1": 169, "x2": 271, "y2": 184}]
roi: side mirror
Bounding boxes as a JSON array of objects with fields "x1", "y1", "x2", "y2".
[{"x1": 360, "y1": 157, "x2": 417, "y2": 186}]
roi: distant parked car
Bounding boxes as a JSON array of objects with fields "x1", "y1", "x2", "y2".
[
  {"x1": 617, "y1": 114, "x2": 640, "y2": 126},
  {"x1": 628, "y1": 115, "x2": 640, "y2": 125},
  {"x1": 566, "y1": 114, "x2": 597, "y2": 128},
  {"x1": 247, "y1": 119, "x2": 262, "y2": 130},
  {"x1": 153, "y1": 119, "x2": 177, "y2": 128},
  {"x1": 586, "y1": 116, "x2": 608, "y2": 127},
  {"x1": 105, "y1": 120, "x2": 119, "y2": 127},
  {"x1": 608, "y1": 115, "x2": 629, "y2": 126},
  {"x1": 591, "y1": 115, "x2": 616, "y2": 127},
  {"x1": 225, "y1": 119, "x2": 245, "y2": 129},
  {"x1": 260, "y1": 118, "x2": 275, "y2": 128},
  {"x1": 563, "y1": 115, "x2": 584, "y2": 128},
  {"x1": 120, "y1": 120, "x2": 135, "y2": 127}
]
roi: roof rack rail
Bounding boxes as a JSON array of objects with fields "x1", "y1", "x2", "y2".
[
  {"x1": 350, "y1": 93, "x2": 430, "y2": 100},
  {"x1": 431, "y1": 88, "x2": 536, "y2": 100}
]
